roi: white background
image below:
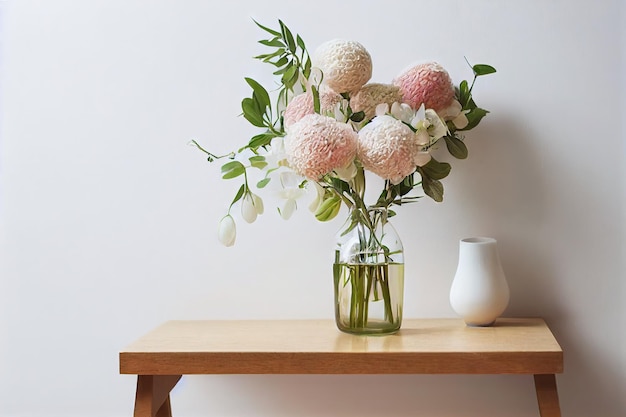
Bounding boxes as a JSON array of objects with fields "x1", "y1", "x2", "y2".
[{"x1": 1, "y1": 1, "x2": 625, "y2": 416}]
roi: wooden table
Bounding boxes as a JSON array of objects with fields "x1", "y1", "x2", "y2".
[{"x1": 119, "y1": 318, "x2": 563, "y2": 417}]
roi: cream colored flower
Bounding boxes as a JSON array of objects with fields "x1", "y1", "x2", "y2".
[
  {"x1": 313, "y1": 39, "x2": 372, "y2": 94},
  {"x1": 350, "y1": 83, "x2": 403, "y2": 121}
]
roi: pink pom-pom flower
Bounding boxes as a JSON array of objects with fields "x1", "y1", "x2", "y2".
[
  {"x1": 283, "y1": 88, "x2": 342, "y2": 129},
  {"x1": 393, "y1": 62, "x2": 455, "y2": 112},
  {"x1": 284, "y1": 114, "x2": 358, "y2": 180},
  {"x1": 357, "y1": 115, "x2": 419, "y2": 184}
]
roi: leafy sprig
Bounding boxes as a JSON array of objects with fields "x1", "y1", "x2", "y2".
[
  {"x1": 192, "y1": 19, "x2": 496, "y2": 240},
  {"x1": 416, "y1": 61, "x2": 496, "y2": 202}
]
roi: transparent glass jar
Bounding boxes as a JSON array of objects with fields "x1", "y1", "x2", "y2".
[{"x1": 333, "y1": 207, "x2": 404, "y2": 335}]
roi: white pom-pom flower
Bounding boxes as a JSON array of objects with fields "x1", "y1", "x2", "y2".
[
  {"x1": 313, "y1": 39, "x2": 372, "y2": 94},
  {"x1": 350, "y1": 83, "x2": 403, "y2": 122}
]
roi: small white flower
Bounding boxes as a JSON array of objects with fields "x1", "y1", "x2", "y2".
[
  {"x1": 280, "y1": 198, "x2": 297, "y2": 220},
  {"x1": 217, "y1": 215, "x2": 236, "y2": 247},
  {"x1": 410, "y1": 104, "x2": 427, "y2": 130},
  {"x1": 440, "y1": 99, "x2": 469, "y2": 130},
  {"x1": 390, "y1": 102, "x2": 415, "y2": 124},
  {"x1": 331, "y1": 101, "x2": 347, "y2": 122},
  {"x1": 375, "y1": 103, "x2": 389, "y2": 117},
  {"x1": 415, "y1": 130, "x2": 430, "y2": 146},
  {"x1": 334, "y1": 161, "x2": 357, "y2": 182},
  {"x1": 441, "y1": 99, "x2": 462, "y2": 119},
  {"x1": 241, "y1": 193, "x2": 259, "y2": 224},
  {"x1": 263, "y1": 137, "x2": 288, "y2": 168},
  {"x1": 413, "y1": 151, "x2": 432, "y2": 167},
  {"x1": 308, "y1": 182, "x2": 326, "y2": 213},
  {"x1": 277, "y1": 171, "x2": 307, "y2": 220},
  {"x1": 425, "y1": 109, "x2": 448, "y2": 140}
]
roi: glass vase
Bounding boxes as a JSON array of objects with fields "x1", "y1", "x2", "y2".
[{"x1": 333, "y1": 207, "x2": 404, "y2": 335}]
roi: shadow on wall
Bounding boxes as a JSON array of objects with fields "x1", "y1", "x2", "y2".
[
  {"x1": 183, "y1": 374, "x2": 540, "y2": 417},
  {"x1": 450, "y1": 109, "x2": 625, "y2": 415}
]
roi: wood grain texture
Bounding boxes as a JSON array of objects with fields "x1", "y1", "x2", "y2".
[
  {"x1": 119, "y1": 318, "x2": 563, "y2": 375},
  {"x1": 534, "y1": 374, "x2": 562, "y2": 417},
  {"x1": 133, "y1": 375, "x2": 181, "y2": 417}
]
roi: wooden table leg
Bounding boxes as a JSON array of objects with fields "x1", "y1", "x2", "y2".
[
  {"x1": 134, "y1": 375, "x2": 182, "y2": 417},
  {"x1": 534, "y1": 374, "x2": 561, "y2": 417}
]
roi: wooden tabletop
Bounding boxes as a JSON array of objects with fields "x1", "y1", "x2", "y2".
[{"x1": 119, "y1": 318, "x2": 563, "y2": 375}]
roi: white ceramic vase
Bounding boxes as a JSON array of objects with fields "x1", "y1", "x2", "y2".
[{"x1": 449, "y1": 237, "x2": 510, "y2": 326}]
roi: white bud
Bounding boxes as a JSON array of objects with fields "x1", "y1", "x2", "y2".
[
  {"x1": 241, "y1": 193, "x2": 258, "y2": 223},
  {"x1": 217, "y1": 215, "x2": 236, "y2": 247},
  {"x1": 252, "y1": 193, "x2": 264, "y2": 215}
]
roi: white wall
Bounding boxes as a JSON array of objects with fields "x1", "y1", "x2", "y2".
[{"x1": 1, "y1": 1, "x2": 624, "y2": 416}]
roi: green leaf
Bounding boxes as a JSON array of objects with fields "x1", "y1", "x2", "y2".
[
  {"x1": 247, "y1": 133, "x2": 275, "y2": 149},
  {"x1": 273, "y1": 56, "x2": 289, "y2": 67},
  {"x1": 258, "y1": 38, "x2": 285, "y2": 48},
  {"x1": 303, "y1": 56, "x2": 311, "y2": 78},
  {"x1": 420, "y1": 157, "x2": 451, "y2": 180},
  {"x1": 311, "y1": 85, "x2": 320, "y2": 113},
  {"x1": 252, "y1": 19, "x2": 281, "y2": 37},
  {"x1": 314, "y1": 195, "x2": 342, "y2": 222},
  {"x1": 230, "y1": 184, "x2": 246, "y2": 207},
  {"x1": 459, "y1": 80, "x2": 470, "y2": 108},
  {"x1": 330, "y1": 177, "x2": 351, "y2": 195},
  {"x1": 254, "y1": 48, "x2": 285, "y2": 62},
  {"x1": 273, "y1": 65, "x2": 289, "y2": 75},
  {"x1": 257, "y1": 178, "x2": 271, "y2": 188},
  {"x1": 473, "y1": 64, "x2": 497, "y2": 76},
  {"x1": 459, "y1": 107, "x2": 489, "y2": 131},
  {"x1": 282, "y1": 65, "x2": 298, "y2": 88},
  {"x1": 350, "y1": 111, "x2": 365, "y2": 123},
  {"x1": 279, "y1": 20, "x2": 296, "y2": 53},
  {"x1": 245, "y1": 78, "x2": 270, "y2": 110},
  {"x1": 241, "y1": 98, "x2": 265, "y2": 127},
  {"x1": 249, "y1": 155, "x2": 267, "y2": 169},
  {"x1": 296, "y1": 34, "x2": 306, "y2": 50},
  {"x1": 221, "y1": 161, "x2": 245, "y2": 179},
  {"x1": 398, "y1": 174, "x2": 415, "y2": 196},
  {"x1": 421, "y1": 175, "x2": 444, "y2": 202},
  {"x1": 444, "y1": 135, "x2": 469, "y2": 159}
]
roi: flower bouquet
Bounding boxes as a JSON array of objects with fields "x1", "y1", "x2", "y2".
[{"x1": 193, "y1": 20, "x2": 494, "y2": 334}]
